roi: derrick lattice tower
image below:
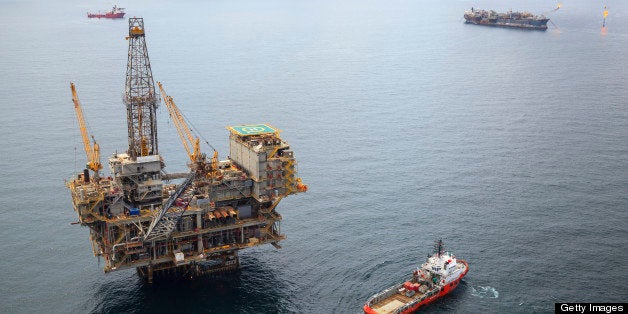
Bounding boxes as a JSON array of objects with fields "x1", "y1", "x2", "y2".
[
  {"x1": 109, "y1": 18, "x2": 163, "y2": 207},
  {"x1": 125, "y1": 17, "x2": 158, "y2": 158}
]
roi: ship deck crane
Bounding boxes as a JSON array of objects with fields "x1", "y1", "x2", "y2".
[{"x1": 70, "y1": 82, "x2": 102, "y2": 178}]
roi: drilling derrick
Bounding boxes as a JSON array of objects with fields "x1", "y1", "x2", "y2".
[
  {"x1": 109, "y1": 17, "x2": 163, "y2": 207},
  {"x1": 66, "y1": 18, "x2": 307, "y2": 283},
  {"x1": 125, "y1": 17, "x2": 158, "y2": 158}
]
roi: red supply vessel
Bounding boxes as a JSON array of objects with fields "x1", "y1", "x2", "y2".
[
  {"x1": 87, "y1": 5, "x2": 125, "y2": 19},
  {"x1": 364, "y1": 240, "x2": 469, "y2": 313}
]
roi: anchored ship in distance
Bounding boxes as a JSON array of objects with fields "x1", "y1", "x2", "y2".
[
  {"x1": 87, "y1": 5, "x2": 125, "y2": 19},
  {"x1": 464, "y1": 8, "x2": 549, "y2": 30},
  {"x1": 363, "y1": 240, "x2": 468, "y2": 314},
  {"x1": 67, "y1": 18, "x2": 306, "y2": 282}
]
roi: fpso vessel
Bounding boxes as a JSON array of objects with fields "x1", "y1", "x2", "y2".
[
  {"x1": 464, "y1": 8, "x2": 549, "y2": 30},
  {"x1": 67, "y1": 18, "x2": 306, "y2": 282},
  {"x1": 364, "y1": 240, "x2": 468, "y2": 314},
  {"x1": 87, "y1": 5, "x2": 125, "y2": 19}
]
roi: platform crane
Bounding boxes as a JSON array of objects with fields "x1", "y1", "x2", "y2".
[
  {"x1": 70, "y1": 82, "x2": 102, "y2": 179},
  {"x1": 157, "y1": 82, "x2": 220, "y2": 177}
]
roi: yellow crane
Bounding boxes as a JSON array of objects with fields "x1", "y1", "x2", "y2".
[
  {"x1": 157, "y1": 82, "x2": 220, "y2": 176},
  {"x1": 70, "y1": 82, "x2": 102, "y2": 177}
]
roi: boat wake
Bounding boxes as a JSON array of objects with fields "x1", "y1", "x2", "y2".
[{"x1": 470, "y1": 286, "x2": 499, "y2": 299}]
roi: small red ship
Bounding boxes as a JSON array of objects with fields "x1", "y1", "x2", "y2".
[
  {"x1": 87, "y1": 5, "x2": 125, "y2": 19},
  {"x1": 364, "y1": 240, "x2": 469, "y2": 313}
]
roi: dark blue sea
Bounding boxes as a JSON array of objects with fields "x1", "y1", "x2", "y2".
[{"x1": 1, "y1": 0, "x2": 626, "y2": 312}]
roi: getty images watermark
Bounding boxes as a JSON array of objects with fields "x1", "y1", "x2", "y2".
[{"x1": 555, "y1": 303, "x2": 625, "y2": 313}]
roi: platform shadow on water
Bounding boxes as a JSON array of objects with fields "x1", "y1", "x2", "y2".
[{"x1": 87, "y1": 256, "x2": 295, "y2": 313}]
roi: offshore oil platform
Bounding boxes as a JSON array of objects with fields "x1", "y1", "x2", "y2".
[{"x1": 67, "y1": 18, "x2": 307, "y2": 282}]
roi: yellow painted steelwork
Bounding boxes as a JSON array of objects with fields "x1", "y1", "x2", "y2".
[
  {"x1": 70, "y1": 82, "x2": 102, "y2": 174},
  {"x1": 130, "y1": 26, "x2": 144, "y2": 36},
  {"x1": 283, "y1": 158, "x2": 296, "y2": 194},
  {"x1": 157, "y1": 82, "x2": 202, "y2": 163}
]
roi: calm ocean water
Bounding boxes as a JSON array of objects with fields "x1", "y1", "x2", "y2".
[{"x1": 1, "y1": 0, "x2": 626, "y2": 312}]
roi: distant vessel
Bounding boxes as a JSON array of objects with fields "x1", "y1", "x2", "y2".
[
  {"x1": 464, "y1": 8, "x2": 549, "y2": 30},
  {"x1": 87, "y1": 5, "x2": 125, "y2": 19},
  {"x1": 363, "y1": 240, "x2": 468, "y2": 314}
]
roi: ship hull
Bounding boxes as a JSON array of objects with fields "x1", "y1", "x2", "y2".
[
  {"x1": 87, "y1": 13, "x2": 126, "y2": 19},
  {"x1": 464, "y1": 19, "x2": 548, "y2": 30},
  {"x1": 463, "y1": 10, "x2": 549, "y2": 31},
  {"x1": 364, "y1": 260, "x2": 469, "y2": 314}
]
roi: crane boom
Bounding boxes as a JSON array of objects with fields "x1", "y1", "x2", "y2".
[
  {"x1": 70, "y1": 82, "x2": 102, "y2": 174},
  {"x1": 157, "y1": 82, "x2": 201, "y2": 163}
]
